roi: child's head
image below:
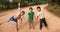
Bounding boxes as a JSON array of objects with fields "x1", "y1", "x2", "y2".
[
  {"x1": 20, "y1": 11, "x2": 25, "y2": 16},
  {"x1": 37, "y1": 6, "x2": 41, "y2": 12},
  {"x1": 29, "y1": 7, "x2": 33, "y2": 12}
]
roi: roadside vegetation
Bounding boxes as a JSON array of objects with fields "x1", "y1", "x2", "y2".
[
  {"x1": 47, "y1": 0, "x2": 60, "y2": 17},
  {"x1": 20, "y1": 0, "x2": 47, "y2": 7},
  {"x1": 0, "y1": 0, "x2": 19, "y2": 11},
  {"x1": 0, "y1": 0, "x2": 47, "y2": 11}
]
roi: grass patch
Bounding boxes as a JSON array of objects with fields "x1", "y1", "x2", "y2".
[{"x1": 46, "y1": 4, "x2": 60, "y2": 18}]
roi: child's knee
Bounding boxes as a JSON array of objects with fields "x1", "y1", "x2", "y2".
[{"x1": 45, "y1": 24, "x2": 48, "y2": 27}]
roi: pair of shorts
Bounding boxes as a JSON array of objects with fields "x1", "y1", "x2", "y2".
[
  {"x1": 9, "y1": 16, "x2": 17, "y2": 23},
  {"x1": 29, "y1": 19, "x2": 33, "y2": 23}
]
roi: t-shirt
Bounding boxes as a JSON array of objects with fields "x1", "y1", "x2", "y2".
[
  {"x1": 28, "y1": 11, "x2": 34, "y2": 20},
  {"x1": 37, "y1": 10, "x2": 45, "y2": 19}
]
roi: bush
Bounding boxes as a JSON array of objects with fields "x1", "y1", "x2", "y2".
[
  {"x1": 20, "y1": 0, "x2": 48, "y2": 7},
  {"x1": 0, "y1": 2, "x2": 18, "y2": 11},
  {"x1": 47, "y1": 4, "x2": 60, "y2": 17}
]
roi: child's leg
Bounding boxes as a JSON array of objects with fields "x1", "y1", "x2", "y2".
[
  {"x1": 29, "y1": 20, "x2": 32, "y2": 29},
  {"x1": 40, "y1": 19, "x2": 43, "y2": 32},
  {"x1": 11, "y1": 21, "x2": 17, "y2": 32},
  {"x1": 32, "y1": 21, "x2": 35, "y2": 29},
  {"x1": 43, "y1": 18, "x2": 49, "y2": 29},
  {"x1": 16, "y1": 23, "x2": 18, "y2": 31},
  {"x1": 40, "y1": 19, "x2": 43, "y2": 30},
  {"x1": 0, "y1": 20, "x2": 10, "y2": 25}
]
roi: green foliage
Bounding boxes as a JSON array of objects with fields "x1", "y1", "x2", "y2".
[
  {"x1": 0, "y1": 0, "x2": 20, "y2": 11},
  {"x1": 47, "y1": 0, "x2": 60, "y2": 17},
  {"x1": 48, "y1": 0, "x2": 60, "y2": 5},
  {"x1": 21, "y1": 0, "x2": 25, "y2": 2},
  {"x1": 13, "y1": 0, "x2": 20, "y2": 2},
  {"x1": 47, "y1": 4, "x2": 60, "y2": 17},
  {"x1": 20, "y1": 0, "x2": 48, "y2": 7}
]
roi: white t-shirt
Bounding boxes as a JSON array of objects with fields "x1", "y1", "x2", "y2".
[{"x1": 37, "y1": 10, "x2": 45, "y2": 19}]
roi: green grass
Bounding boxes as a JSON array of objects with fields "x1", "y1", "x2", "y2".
[{"x1": 47, "y1": 4, "x2": 60, "y2": 18}]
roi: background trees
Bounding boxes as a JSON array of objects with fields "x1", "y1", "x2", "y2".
[
  {"x1": 0, "y1": 0, "x2": 20, "y2": 11},
  {"x1": 20, "y1": 0, "x2": 48, "y2": 7},
  {"x1": 0, "y1": 0, "x2": 60, "y2": 11}
]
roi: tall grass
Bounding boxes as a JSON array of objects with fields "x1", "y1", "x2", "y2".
[{"x1": 47, "y1": 4, "x2": 60, "y2": 17}]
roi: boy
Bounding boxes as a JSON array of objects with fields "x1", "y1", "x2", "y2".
[
  {"x1": 36, "y1": 6, "x2": 49, "y2": 32},
  {"x1": 28, "y1": 7, "x2": 35, "y2": 29},
  {"x1": 0, "y1": 11, "x2": 25, "y2": 31}
]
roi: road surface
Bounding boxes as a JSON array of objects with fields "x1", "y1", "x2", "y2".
[{"x1": 0, "y1": 4, "x2": 60, "y2": 32}]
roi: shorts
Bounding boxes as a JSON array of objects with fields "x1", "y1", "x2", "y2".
[
  {"x1": 9, "y1": 16, "x2": 17, "y2": 23},
  {"x1": 29, "y1": 19, "x2": 33, "y2": 23},
  {"x1": 28, "y1": 19, "x2": 34, "y2": 27}
]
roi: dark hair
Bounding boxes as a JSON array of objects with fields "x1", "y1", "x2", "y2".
[
  {"x1": 37, "y1": 6, "x2": 41, "y2": 9},
  {"x1": 29, "y1": 7, "x2": 33, "y2": 10},
  {"x1": 22, "y1": 11, "x2": 25, "y2": 14}
]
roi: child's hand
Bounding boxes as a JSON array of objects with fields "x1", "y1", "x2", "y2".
[
  {"x1": 0, "y1": 23, "x2": 2, "y2": 25},
  {"x1": 0, "y1": 24, "x2": 1, "y2": 25}
]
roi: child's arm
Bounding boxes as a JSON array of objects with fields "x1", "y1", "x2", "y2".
[
  {"x1": 35, "y1": 13, "x2": 40, "y2": 20},
  {"x1": 21, "y1": 18, "x2": 23, "y2": 24},
  {"x1": 35, "y1": 16, "x2": 39, "y2": 20},
  {"x1": 34, "y1": 14, "x2": 36, "y2": 20},
  {"x1": 20, "y1": 16, "x2": 25, "y2": 24}
]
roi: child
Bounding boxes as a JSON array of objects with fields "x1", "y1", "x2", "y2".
[
  {"x1": 36, "y1": 6, "x2": 49, "y2": 32},
  {"x1": 0, "y1": 11, "x2": 25, "y2": 31},
  {"x1": 28, "y1": 7, "x2": 35, "y2": 29}
]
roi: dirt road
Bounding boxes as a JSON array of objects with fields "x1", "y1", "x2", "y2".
[{"x1": 0, "y1": 4, "x2": 60, "y2": 32}]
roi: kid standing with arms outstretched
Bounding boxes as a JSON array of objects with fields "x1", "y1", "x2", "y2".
[
  {"x1": 36, "y1": 6, "x2": 49, "y2": 32},
  {"x1": 0, "y1": 3, "x2": 25, "y2": 31}
]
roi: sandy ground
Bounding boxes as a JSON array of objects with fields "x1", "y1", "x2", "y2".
[{"x1": 0, "y1": 4, "x2": 60, "y2": 32}]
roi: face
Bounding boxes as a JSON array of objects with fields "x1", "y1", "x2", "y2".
[
  {"x1": 37, "y1": 8, "x2": 41, "y2": 12},
  {"x1": 20, "y1": 12, "x2": 24, "y2": 16},
  {"x1": 29, "y1": 9, "x2": 33, "y2": 12}
]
